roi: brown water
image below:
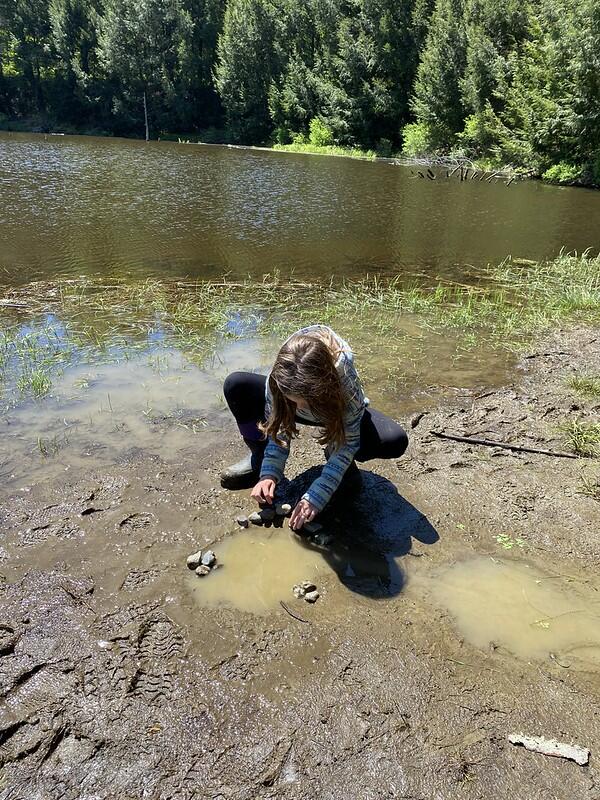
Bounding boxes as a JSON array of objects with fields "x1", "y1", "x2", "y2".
[
  {"x1": 415, "y1": 557, "x2": 600, "y2": 669},
  {"x1": 187, "y1": 529, "x2": 326, "y2": 614},
  {"x1": 1, "y1": 132, "x2": 599, "y2": 287}
]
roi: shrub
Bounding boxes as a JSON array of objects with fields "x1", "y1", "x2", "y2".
[
  {"x1": 308, "y1": 117, "x2": 334, "y2": 147},
  {"x1": 401, "y1": 122, "x2": 441, "y2": 156},
  {"x1": 542, "y1": 162, "x2": 582, "y2": 184},
  {"x1": 457, "y1": 107, "x2": 503, "y2": 156}
]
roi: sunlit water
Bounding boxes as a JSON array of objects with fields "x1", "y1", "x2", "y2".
[
  {"x1": 1, "y1": 132, "x2": 599, "y2": 286},
  {"x1": 414, "y1": 557, "x2": 600, "y2": 669},
  {"x1": 187, "y1": 529, "x2": 326, "y2": 615}
]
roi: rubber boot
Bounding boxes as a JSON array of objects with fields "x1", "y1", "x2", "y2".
[{"x1": 221, "y1": 438, "x2": 266, "y2": 490}]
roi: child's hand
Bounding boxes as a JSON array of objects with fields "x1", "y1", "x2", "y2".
[
  {"x1": 290, "y1": 499, "x2": 318, "y2": 530},
  {"x1": 251, "y1": 478, "x2": 276, "y2": 505}
]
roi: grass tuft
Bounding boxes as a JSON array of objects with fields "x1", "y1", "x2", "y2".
[
  {"x1": 561, "y1": 418, "x2": 600, "y2": 457},
  {"x1": 578, "y1": 471, "x2": 600, "y2": 501},
  {"x1": 567, "y1": 373, "x2": 600, "y2": 398}
]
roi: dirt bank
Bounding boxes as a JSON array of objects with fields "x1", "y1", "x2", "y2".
[{"x1": 1, "y1": 327, "x2": 599, "y2": 799}]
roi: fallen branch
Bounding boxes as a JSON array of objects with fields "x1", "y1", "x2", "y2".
[
  {"x1": 280, "y1": 601, "x2": 310, "y2": 624},
  {"x1": 431, "y1": 430, "x2": 579, "y2": 459}
]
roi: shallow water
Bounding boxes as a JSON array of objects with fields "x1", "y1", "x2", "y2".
[
  {"x1": 416, "y1": 557, "x2": 600, "y2": 669},
  {"x1": 187, "y1": 529, "x2": 326, "y2": 614}
]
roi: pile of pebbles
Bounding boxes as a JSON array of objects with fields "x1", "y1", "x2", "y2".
[
  {"x1": 236, "y1": 503, "x2": 326, "y2": 537},
  {"x1": 186, "y1": 549, "x2": 217, "y2": 578},
  {"x1": 292, "y1": 580, "x2": 320, "y2": 603}
]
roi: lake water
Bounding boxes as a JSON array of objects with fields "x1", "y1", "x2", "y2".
[{"x1": 1, "y1": 132, "x2": 599, "y2": 287}]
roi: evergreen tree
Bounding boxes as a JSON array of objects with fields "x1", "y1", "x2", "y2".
[
  {"x1": 98, "y1": 0, "x2": 192, "y2": 135},
  {"x1": 215, "y1": 0, "x2": 276, "y2": 142},
  {"x1": 410, "y1": 0, "x2": 467, "y2": 143}
]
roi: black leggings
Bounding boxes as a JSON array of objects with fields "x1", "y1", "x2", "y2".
[{"x1": 223, "y1": 371, "x2": 408, "y2": 462}]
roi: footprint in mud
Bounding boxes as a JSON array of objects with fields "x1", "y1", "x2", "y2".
[
  {"x1": 120, "y1": 566, "x2": 162, "y2": 591},
  {"x1": 118, "y1": 512, "x2": 155, "y2": 532},
  {"x1": 110, "y1": 613, "x2": 183, "y2": 704}
]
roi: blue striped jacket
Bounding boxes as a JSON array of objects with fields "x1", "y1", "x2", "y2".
[{"x1": 259, "y1": 325, "x2": 367, "y2": 512}]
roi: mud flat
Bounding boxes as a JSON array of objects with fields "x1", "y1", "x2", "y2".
[{"x1": 0, "y1": 327, "x2": 599, "y2": 799}]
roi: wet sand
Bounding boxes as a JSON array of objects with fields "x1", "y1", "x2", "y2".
[{"x1": 1, "y1": 327, "x2": 599, "y2": 798}]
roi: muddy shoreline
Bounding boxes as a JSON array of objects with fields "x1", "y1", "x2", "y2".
[{"x1": 1, "y1": 326, "x2": 599, "y2": 799}]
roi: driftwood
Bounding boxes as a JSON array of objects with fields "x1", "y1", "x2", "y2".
[
  {"x1": 431, "y1": 430, "x2": 579, "y2": 459},
  {"x1": 508, "y1": 733, "x2": 589, "y2": 765}
]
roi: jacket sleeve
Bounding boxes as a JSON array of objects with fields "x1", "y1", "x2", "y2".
[
  {"x1": 259, "y1": 380, "x2": 290, "y2": 483},
  {"x1": 301, "y1": 401, "x2": 363, "y2": 512}
]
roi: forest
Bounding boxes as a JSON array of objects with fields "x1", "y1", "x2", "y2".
[{"x1": 1, "y1": 0, "x2": 599, "y2": 183}]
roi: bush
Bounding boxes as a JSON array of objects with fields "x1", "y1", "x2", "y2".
[
  {"x1": 308, "y1": 117, "x2": 334, "y2": 147},
  {"x1": 401, "y1": 122, "x2": 441, "y2": 156},
  {"x1": 542, "y1": 162, "x2": 582, "y2": 184},
  {"x1": 457, "y1": 107, "x2": 503, "y2": 156}
]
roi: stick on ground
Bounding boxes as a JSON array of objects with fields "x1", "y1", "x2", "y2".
[
  {"x1": 431, "y1": 430, "x2": 579, "y2": 459},
  {"x1": 280, "y1": 601, "x2": 310, "y2": 624}
]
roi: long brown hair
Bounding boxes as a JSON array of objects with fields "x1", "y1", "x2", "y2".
[{"x1": 260, "y1": 330, "x2": 347, "y2": 448}]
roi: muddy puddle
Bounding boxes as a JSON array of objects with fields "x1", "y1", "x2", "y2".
[
  {"x1": 187, "y1": 529, "x2": 326, "y2": 614},
  {"x1": 415, "y1": 556, "x2": 600, "y2": 669}
]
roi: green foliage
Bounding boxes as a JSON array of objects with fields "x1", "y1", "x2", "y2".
[
  {"x1": 215, "y1": 0, "x2": 275, "y2": 142},
  {"x1": 542, "y1": 162, "x2": 583, "y2": 184},
  {"x1": 402, "y1": 121, "x2": 440, "y2": 156},
  {"x1": 308, "y1": 117, "x2": 333, "y2": 147}
]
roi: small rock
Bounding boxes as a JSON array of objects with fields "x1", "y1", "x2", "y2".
[
  {"x1": 304, "y1": 590, "x2": 320, "y2": 603},
  {"x1": 260, "y1": 507, "x2": 276, "y2": 521},
  {"x1": 201, "y1": 550, "x2": 216, "y2": 567},
  {"x1": 195, "y1": 565, "x2": 211, "y2": 577},
  {"x1": 303, "y1": 521, "x2": 323, "y2": 534},
  {"x1": 300, "y1": 580, "x2": 317, "y2": 592},
  {"x1": 275, "y1": 503, "x2": 292, "y2": 516},
  {"x1": 410, "y1": 411, "x2": 426, "y2": 429},
  {"x1": 292, "y1": 584, "x2": 306, "y2": 598},
  {"x1": 249, "y1": 511, "x2": 263, "y2": 525},
  {"x1": 236, "y1": 515, "x2": 249, "y2": 528},
  {"x1": 186, "y1": 550, "x2": 203, "y2": 570}
]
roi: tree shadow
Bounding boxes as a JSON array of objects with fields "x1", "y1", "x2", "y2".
[{"x1": 276, "y1": 467, "x2": 439, "y2": 600}]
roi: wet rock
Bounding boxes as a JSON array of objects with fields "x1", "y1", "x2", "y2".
[
  {"x1": 275, "y1": 503, "x2": 292, "y2": 516},
  {"x1": 260, "y1": 507, "x2": 276, "y2": 522},
  {"x1": 249, "y1": 511, "x2": 263, "y2": 525},
  {"x1": 236, "y1": 515, "x2": 249, "y2": 528},
  {"x1": 293, "y1": 580, "x2": 317, "y2": 599},
  {"x1": 195, "y1": 565, "x2": 211, "y2": 577},
  {"x1": 186, "y1": 550, "x2": 203, "y2": 570},
  {"x1": 201, "y1": 550, "x2": 216, "y2": 567},
  {"x1": 410, "y1": 411, "x2": 427, "y2": 429},
  {"x1": 303, "y1": 521, "x2": 323, "y2": 534},
  {"x1": 304, "y1": 590, "x2": 320, "y2": 603},
  {"x1": 314, "y1": 532, "x2": 334, "y2": 547}
]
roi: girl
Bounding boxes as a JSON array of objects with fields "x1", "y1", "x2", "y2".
[{"x1": 221, "y1": 325, "x2": 408, "y2": 530}]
